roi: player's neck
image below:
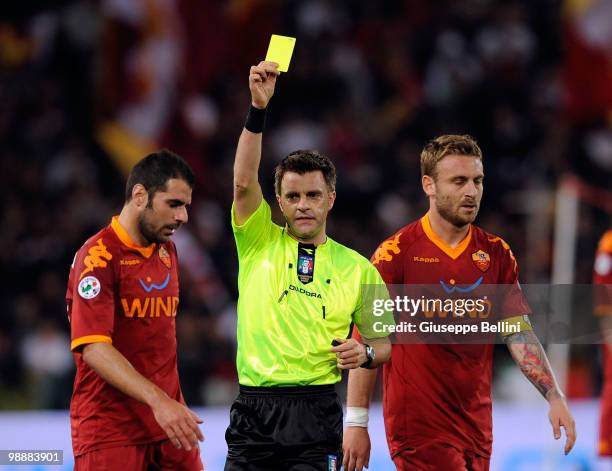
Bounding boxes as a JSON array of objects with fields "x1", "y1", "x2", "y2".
[
  {"x1": 118, "y1": 207, "x2": 150, "y2": 247},
  {"x1": 427, "y1": 209, "x2": 470, "y2": 248}
]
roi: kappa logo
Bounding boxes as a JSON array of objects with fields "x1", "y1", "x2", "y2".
[
  {"x1": 413, "y1": 256, "x2": 440, "y2": 263},
  {"x1": 439, "y1": 276, "x2": 483, "y2": 294},
  {"x1": 139, "y1": 274, "x2": 171, "y2": 293},
  {"x1": 372, "y1": 231, "x2": 403, "y2": 265},
  {"x1": 120, "y1": 259, "x2": 141, "y2": 266},
  {"x1": 79, "y1": 239, "x2": 112, "y2": 279}
]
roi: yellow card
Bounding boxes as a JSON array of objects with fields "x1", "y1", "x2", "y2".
[{"x1": 265, "y1": 35, "x2": 296, "y2": 72}]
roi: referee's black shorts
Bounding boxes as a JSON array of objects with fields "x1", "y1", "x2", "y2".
[{"x1": 224, "y1": 384, "x2": 343, "y2": 471}]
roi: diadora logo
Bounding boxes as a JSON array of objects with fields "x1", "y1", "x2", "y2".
[
  {"x1": 289, "y1": 284, "x2": 322, "y2": 298},
  {"x1": 139, "y1": 274, "x2": 170, "y2": 293},
  {"x1": 439, "y1": 276, "x2": 483, "y2": 294}
]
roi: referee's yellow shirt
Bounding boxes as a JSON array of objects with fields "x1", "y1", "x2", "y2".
[{"x1": 232, "y1": 199, "x2": 391, "y2": 386}]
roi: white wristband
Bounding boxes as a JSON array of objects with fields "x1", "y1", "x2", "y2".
[{"x1": 345, "y1": 406, "x2": 369, "y2": 428}]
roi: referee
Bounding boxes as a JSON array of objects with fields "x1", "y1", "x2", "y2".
[{"x1": 225, "y1": 61, "x2": 392, "y2": 470}]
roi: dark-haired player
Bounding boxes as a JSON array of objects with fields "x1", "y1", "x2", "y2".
[
  {"x1": 67, "y1": 150, "x2": 204, "y2": 470},
  {"x1": 343, "y1": 135, "x2": 576, "y2": 471}
]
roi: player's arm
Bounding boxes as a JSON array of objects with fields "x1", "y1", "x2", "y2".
[
  {"x1": 81, "y1": 342, "x2": 204, "y2": 451},
  {"x1": 504, "y1": 330, "x2": 576, "y2": 454},
  {"x1": 343, "y1": 366, "x2": 378, "y2": 471},
  {"x1": 233, "y1": 61, "x2": 279, "y2": 225}
]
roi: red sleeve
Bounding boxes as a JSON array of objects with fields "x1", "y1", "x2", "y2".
[
  {"x1": 495, "y1": 239, "x2": 530, "y2": 319},
  {"x1": 594, "y1": 231, "x2": 612, "y2": 316},
  {"x1": 353, "y1": 232, "x2": 405, "y2": 341},
  {"x1": 370, "y1": 231, "x2": 405, "y2": 285},
  {"x1": 67, "y1": 237, "x2": 116, "y2": 350}
]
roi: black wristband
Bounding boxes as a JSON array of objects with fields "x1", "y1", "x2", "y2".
[{"x1": 244, "y1": 105, "x2": 267, "y2": 133}]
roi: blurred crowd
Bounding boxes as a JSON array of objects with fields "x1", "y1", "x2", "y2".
[{"x1": 1, "y1": 0, "x2": 611, "y2": 409}]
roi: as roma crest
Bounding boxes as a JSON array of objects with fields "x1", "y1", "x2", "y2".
[
  {"x1": 159, "y1": 246, "x2": 172, "y2": 269},
  {"x1": 472, "y1": 250, "x2": 490, "y2": 272}
]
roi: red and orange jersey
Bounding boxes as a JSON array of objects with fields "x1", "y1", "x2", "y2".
[
  {"x1": 594, "y1": 230, "x2": 612, "y2": 317},
  {"x1": 369, "y1": 213, "x2": 529, "y2": 459},
  {"x1": 593, "y1": 229, "x2": 612, "y2": 456},
  {"x1": 371, "y1": 212, "x2": 520, "y2": 288},
  {"x1": 66, "y1": 216, "x2": 183, "y2": 456}
]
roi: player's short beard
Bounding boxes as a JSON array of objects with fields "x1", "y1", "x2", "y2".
[
  {"x1": 138, "y1": 209, "x2": 164, "y2": 244},
  {"x1": 436, "y1": 195, "x2": 479, "y2": 228}
]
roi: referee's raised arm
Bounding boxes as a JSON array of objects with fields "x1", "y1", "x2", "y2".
[{"x1": 233, "y1": 61, "x2": 279, "y2": 225}]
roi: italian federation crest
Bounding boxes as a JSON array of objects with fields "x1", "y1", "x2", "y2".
[{"x1": 297, "y1": 244, "x2": 315, "y2": 284}]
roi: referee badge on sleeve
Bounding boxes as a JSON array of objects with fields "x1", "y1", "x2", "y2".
[
  {"x1": 327, "y1": 455, "x2": 337, "y2": 471},
  {"x1": 297, "y1": 243, "x2": 315, "y2": 284}
]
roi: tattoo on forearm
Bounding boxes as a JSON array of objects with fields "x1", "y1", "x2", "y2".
[{"x1": 504, "y1": 331, "x2": 560, "y2": 400}]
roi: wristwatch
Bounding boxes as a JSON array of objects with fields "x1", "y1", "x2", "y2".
[{"x1": 360, "y1": 343, "x2": 375, "y2": 369}]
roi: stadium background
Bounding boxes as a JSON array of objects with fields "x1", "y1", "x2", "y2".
[{"x1": 1, "y1": 0, "x2": 611, "y2": 469}]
